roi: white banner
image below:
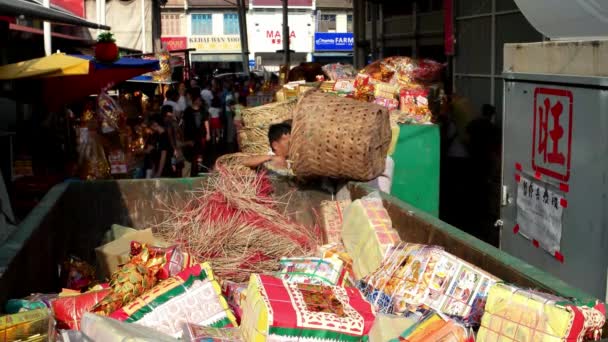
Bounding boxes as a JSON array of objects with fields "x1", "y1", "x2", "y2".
[{"x1": 516, "y1": 175, "x2": 564, "y2": 254}]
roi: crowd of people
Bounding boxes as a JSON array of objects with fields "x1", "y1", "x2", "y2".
[{"x1": 140, "y1": 77, "x2": 253, "y2": 178}]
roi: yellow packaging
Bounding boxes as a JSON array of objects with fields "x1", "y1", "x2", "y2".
[
  {"x1": 341, "y1": 195, "x2": 401, "y2": 279},
  {"x1": 478, "y1": 283, "x2": 606, "y2": 342},
  {"x1": 388, "y1": 124, "x2": 400, "y2": 156},
  {"x1": 374, "y1": 82, "x2": 398, "y2": 99},
  {"x1": 0, "y1": 308, "x2": 50, "y2": 342},
  {"x1": 369, "y1": 314, "x2": 418, "y2": 342},
  {"x1": 101, "y1": 224, "x2": 137, "y2": 245}
]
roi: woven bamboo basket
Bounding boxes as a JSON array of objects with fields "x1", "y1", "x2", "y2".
[
  {"x1": 214, "y1": 153, "x2": 257, "y2": 176},
  {"x1": 289, "y1": 90, "x2": 391, "y2": 181},
  {"x1": 239, "y1": 100, "x2": 297, "y2": 154}
]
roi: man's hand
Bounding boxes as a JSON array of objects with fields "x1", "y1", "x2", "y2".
[{"x1": 269, "y1": 155, "x2": 288, "y2": 169}]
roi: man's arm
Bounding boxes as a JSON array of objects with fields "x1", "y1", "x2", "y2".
[{"x1": 241, "y1": 155, "x2": 273, "y2": 168}]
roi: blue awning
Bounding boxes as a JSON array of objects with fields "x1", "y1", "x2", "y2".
[{"x1": 72, "y1": 55, "x2": 160, "y2": 71}]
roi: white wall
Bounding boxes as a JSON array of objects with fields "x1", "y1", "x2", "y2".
[
  {"x1": 336, "y1": 13, "x2": 347, "y2": 33},
  {"x1": 212, "y1": 13, "x2": 224, "y2": 35},
  {"x1": 247, "y1": 11, "x2": 314, "y2": 54}
]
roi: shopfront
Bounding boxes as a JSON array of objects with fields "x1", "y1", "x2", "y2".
[
  {"x1": 188, "y1": 35, "x2": 243, "y2": 75},
  {"x1": 312, "y1": 32, "x2": 353, "y2": 65}
]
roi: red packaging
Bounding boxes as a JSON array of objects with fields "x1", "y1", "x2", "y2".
[
  {"x1": 52, "y1": 289, "x2": 110, "y2": 330},
  {"x1": 412, "y1": 59, "x2": 444, "y2": 82},
  {"x1": 373, "y1": 97, "x2": 400, "y2": 111},
  {"x1": 130, "y1": 241, "x2": 197, "y2": 280},
  {"x1": 400, "y1": 88, "x2": 430, "y2": 115}
]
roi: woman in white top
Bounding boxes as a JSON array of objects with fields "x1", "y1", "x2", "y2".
[{"x1": 208, "y1": 96, "x2": 223, "y2": 144}]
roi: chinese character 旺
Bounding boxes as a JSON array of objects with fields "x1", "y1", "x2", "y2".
[
  {"x1": 528, "y1": 184, "x2": 534, "y2": 198},
  {"x1": 536, "y1": 187, "x2": 541, "y2": 201},
  {"x1": 538, "y1": 97, "x2": 566, "y2": 165},
  {"x1": 552, "y1": 196, "x2": 559, "y2": 209},
  {"x1": 543, "y1": 188, "x2": 549, "y2": 204},
  {"x1": 523, "y1": 181, "x2": 529, "y2": 196}
]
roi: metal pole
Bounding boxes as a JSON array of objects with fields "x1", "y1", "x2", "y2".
[
  {"x1": 378, "y1": 2, "x2": 384, "y2": 59},
  {"x1": 43, "y1": 0, "x2": 51, "y2": 56},
  {"x1": 100, "y1": 0, "x2": 106, "y2": 26},
  {"x1": 370, "y1": 1, "x2": 377, "y2": 61},
  {"x1": 282, "y1": 0, "x2": 290, "y2": 66},
  {"x1": 353, "y1": 0, "x2": 366, "y2": 68},
  {"x1": 490, "y1": 0, "x2": 496, "y2": 106},
  {"x1": 412, "y1": 1, "x2": 418, "y2": 58},
  {"x1": 237, "y1": 0, "x2": 250, "y2": 74},
  {"x1": 141, "y1": 0, "x2": 147, "y2": 53}
]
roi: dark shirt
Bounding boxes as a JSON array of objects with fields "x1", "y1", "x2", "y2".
[
  {"x1": 154, "y1": 131, "x2": 174, "y2": 177},
  {"x1": 182, "y1": 106, "x2": 209, "y2": 160}
]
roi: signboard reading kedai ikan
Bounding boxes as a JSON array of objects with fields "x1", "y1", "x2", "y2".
[{"x1": 189, "y1": 36, "x2": 241, "y2": 52}]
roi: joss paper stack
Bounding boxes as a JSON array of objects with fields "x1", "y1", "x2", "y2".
[
  {"x1": 341, "y1": 192, "x2": 401, "y2": 279},
  {"x1": 319, "y1": 199, "x2": 351, "y2": 244},
  {"x1": 110, "y1": 263, "x2": 237, "y2": 338},
  {"x1": 478, "y1": 283, "x2": 606, "y2": 341},
  {"x1": 360, "y1": 242, "x2": 499, "y2": 324},
  {"x1": 389, "y1": 312, "x2": 470, "y2": 342},
  {"x1": 318, "y1": 243, "x2": 356, "y2": 287},
  {"x1": 241, "y1": 274, "x2": 375, "y2": 342},
  {"x1": 275, "y1": 256, "x2": 348, "y2": 286}
]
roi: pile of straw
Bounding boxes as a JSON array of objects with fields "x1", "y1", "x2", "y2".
[
  {"x1": 156, "y1": 169, "x2": 320, "y2": 282},
  {"x1": 214, "y1": 152, "x2": 257, "y2": 176}
]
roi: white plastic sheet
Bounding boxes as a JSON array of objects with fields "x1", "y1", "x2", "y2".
[{"x1": 515, "y1": 0, "x2": 608, "y2": 40}]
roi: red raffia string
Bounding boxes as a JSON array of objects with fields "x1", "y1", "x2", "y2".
[{"x1": 155, "y1": 168, "x2": 320, "y2": 282}]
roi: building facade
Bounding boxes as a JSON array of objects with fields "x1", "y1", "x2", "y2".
[
  {"x1": 247, "y1": 0, "x2": 315, "y2": 72},
  {"x1": 313, "y1": 0, "x2": 353, "y2": 64},
  {"x1": 161, "y1": 0, "x2": 245, "y2": 75}
]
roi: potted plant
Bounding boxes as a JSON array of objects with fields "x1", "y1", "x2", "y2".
[{"x1": 95, "y1": 32, "x2": 119, "y2": 63}]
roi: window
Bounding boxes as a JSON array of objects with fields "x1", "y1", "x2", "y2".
[
  {"x1": 162, "y1": 13, "x2": 182, "y2": 36},
  {"x1": 318, "y1": 14, "x2": 336, "y2": 32},
  {"x1": 191, "y1": 14, "x2": 212, "y2": 35},
  {"x1": 346, "y1": 14, "x2": 353, "y2": 32},
  {"x1": 223, "y1": 13, "x2": 239, "y2": 35}
]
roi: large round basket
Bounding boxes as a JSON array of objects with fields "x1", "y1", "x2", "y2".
[
  {"x1": 239, "y1": 100, "x2": 297, "y2": 154},
  {"x1": 289, "y1": 91, "x2": 391, "y2": 181}
]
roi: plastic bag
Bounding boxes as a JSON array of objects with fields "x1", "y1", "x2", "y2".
[
  {"x1": 322, "y1": 63, "x2": 358, "y2": 81},
  {"x1": 80, "y1": 313, "x2": 178, "y2": 342},
  {"x1": 52, "y1": 289, "x2": 110, "y2": 330}
]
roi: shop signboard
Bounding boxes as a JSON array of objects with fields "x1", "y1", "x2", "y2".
[
  {"x1": 161, "y1": 37, "x2": 188, "y2": 51},
  {"x1": 52, "y1": 0, "x2": 84, "y2": 17},
  {"x1": 251, "y1": 0, "x2": 312, "y2": 8},
  {"x1": 314, "y1": 32, "x2": 354, "y2": 51},
  {"x1": 251, "y1": 14, "x2": 312, "y2": 53},
  {"x1": 189, "y1": 36, "x2": 241, "y2": 52}
]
